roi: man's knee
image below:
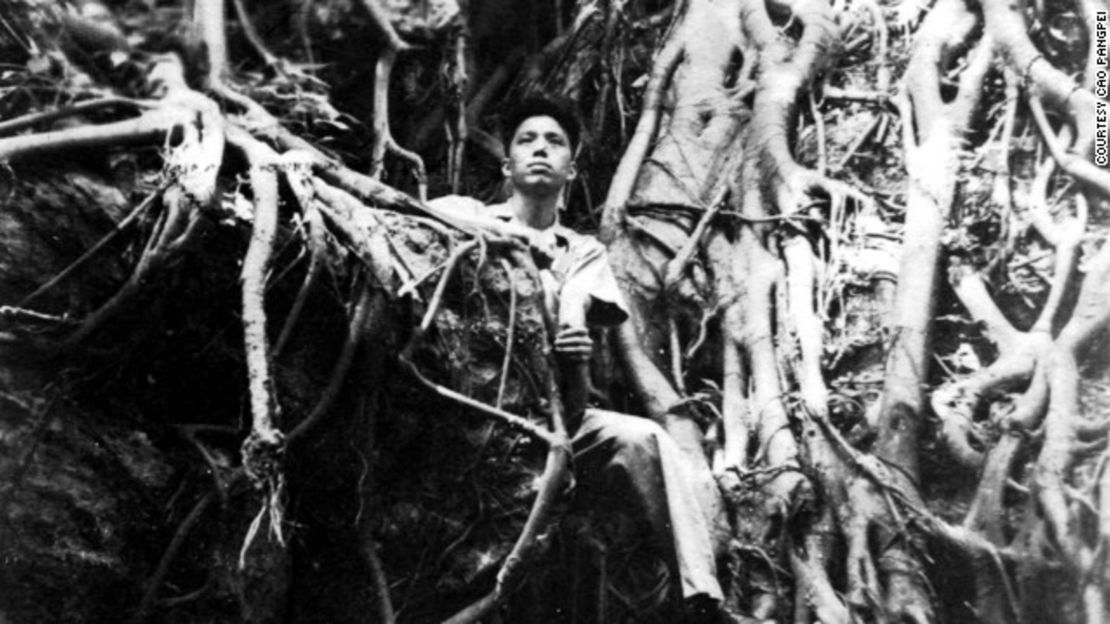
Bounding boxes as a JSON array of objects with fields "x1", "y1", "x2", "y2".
[{"x1": 588, "y1": 409, "x2": 668, "y2": 465}]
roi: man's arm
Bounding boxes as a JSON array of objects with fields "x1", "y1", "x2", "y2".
[
  {"x1": 559, "y1": 236, "x2": 629, "y2": 325},
  {"x1": 553, "y1": 235, "x2": 630, "y2": 361}
]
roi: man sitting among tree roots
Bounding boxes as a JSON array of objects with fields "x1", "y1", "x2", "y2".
[{"x1": 431, "y1": 96, "x2": 727, "y2": 623}]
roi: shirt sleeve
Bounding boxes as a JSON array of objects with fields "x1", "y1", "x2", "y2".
[
  {"x1": 426, "y1": 194, "x2": 488, "y2": 220},
  {"x1": 557, "y1": 235, "x2": 630, "y2": 328}
]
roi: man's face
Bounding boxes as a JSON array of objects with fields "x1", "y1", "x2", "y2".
[{"x1": 503, "y1": 115, "x2": 577, "y2": 196}]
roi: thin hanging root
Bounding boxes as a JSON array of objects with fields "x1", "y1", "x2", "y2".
[
  {"x1": 445, "y1": 318, "x2": 572, "y2": 624},
  {"x1": 394, "y1": 370, "x2": 561, "y2": 450},
  {"x1": 356, "y1": 0, "x2": 410, "y2": 51},
  {"x1": 448, "y1": 22, "x2": 469, "y2": 193},
  {"x1": 444, "y1": 430, "x2": 571, "y2": 624},
  {"x1": 296, "y1": 0, "x2": 314, "y2": 63},
  {"x1": 364, "y1": 537, "x2": 397, "y2": 624},
  {"x1": 662, "y1": 186, "x2": 728, "y2": 292},
  {"x1": 231, "y1": 0, "x2": 278, "y2": 65},
  {"x1": 668, "y1": 317, "x2": 686, "y2": 395},
  {"x1": 836, "y1": 114, "x2": 882, "y2": 171},
  {"x1": 19, "y1": 184, "x2": 166, "y2": 308},
  {"x1": 398, "y1": 241, "x2": 562, "y2": 447},
  {"x1": 287, "y1": 286, "x2": 383, "y2": 443},
  {"x1": 810, "y1": 91, "x2": 828, "y2": 176},
  {"x1": 193, "y1": 0, "x2": 457, "y2": 236},
  {"x1": 1028, "y1": 94, "x2": 1110, "y2": 195},
  {"x1": 495, "y1": 258, "x2": 518, "y2": 410},
  {"x1": 47, "y1": 61, "x2": 224, "y2": 350},
  {"x1": 370, "y1": 48, "x2": 428, "y2": 200},
  {"x1": 719, "y1": 309, "x2": 749, "y2": 472},
  {"x1": 274, "y1": 153, "x2": 330, "y2": 357},
  {"x1": 131, "y1": 492, "x2": 216, "y2": 624},
  {"x1": 421, "y1": 239, "x2": 480, "y2": 332},
  {"x1": 387, "y1": 244, "x2": 572, "y2": 624},
  {"x1": 272, "y1": 207, "x2": 326, "y2": 357}
]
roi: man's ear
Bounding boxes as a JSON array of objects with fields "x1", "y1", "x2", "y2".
[
  {"x1": 567, "y1": 161, "x2": 578, "y2": 181},
  {"x1": 501, "y1": 158, "x2": 511, "y2": 178}
]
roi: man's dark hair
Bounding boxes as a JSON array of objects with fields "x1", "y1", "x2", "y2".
[{"x1": 503, "y1": 95, "x2": 581, "y2": 152}]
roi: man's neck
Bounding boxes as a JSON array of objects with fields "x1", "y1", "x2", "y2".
[{"x1": 508, "y1": 193, "x2": 560, "y2": 231}]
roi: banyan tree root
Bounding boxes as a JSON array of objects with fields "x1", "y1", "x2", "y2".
[
  {"x1": 2, "y1": 4, "x2": 522, "y2": 615},
  {"x1": 389, "y1": 244, "x2": 574, "y2": 624},
  {"x1": 0, "y1": 53, "x2": 224, "y2": 349},
  {"x1": 875, "y1": 0, "x2": 992, "y2": 480}
]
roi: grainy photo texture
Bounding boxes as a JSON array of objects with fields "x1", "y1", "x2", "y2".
[{"x1": 0, "y1": 0, "x2": 1105, "y2": 622}]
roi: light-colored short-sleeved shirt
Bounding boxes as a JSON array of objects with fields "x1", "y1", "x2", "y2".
[{"x1": 428, "y1": 196, "x2": 629, "y2": 329}]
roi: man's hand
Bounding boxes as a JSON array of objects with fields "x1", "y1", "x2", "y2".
[{"x1": 553, "y1": 325, "x2": 592, "y2": 362}]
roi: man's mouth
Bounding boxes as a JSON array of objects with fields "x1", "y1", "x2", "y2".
[{"x1": 526, "y1": 162, "x2": 552, "y2": 172}]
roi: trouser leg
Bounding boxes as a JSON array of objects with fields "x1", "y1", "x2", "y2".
[{"x1": 572, "y1": 408, "x2": 723, "y2": 601}]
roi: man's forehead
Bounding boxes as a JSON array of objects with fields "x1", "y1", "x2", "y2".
[{"x1": 513, "y1": 115, "x2": 569, "y2": 137}]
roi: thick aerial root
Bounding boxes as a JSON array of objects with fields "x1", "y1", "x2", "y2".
[
  {"x1": 599, "y1": 19, "x2": 685, "y2": 240},
  {"x1": 396, "y1": 240, "x2": 563, "y2": 448},
  {"x1": 0, "y1": 108, "x2": 177, "y2": 162},
  {"x1": 840, "y1": 475, "x2": 934, "y2": 623},
  {"x1": 876, "y1": 0, "x2": 991, "y2": 480},
  {"x1": 0, "y1": 97, "x2": 153, "y2": 138},
  {"x1": 782, "y1": 235, "x2": 827, "y2": 418},
  {"x1": 719, "y1": 313, "x2": 750, "y2": 473},
  {"x1": 789, "y1": 511, "x2": 849, "y2": 624},
  {"x1": 228, "y1": 127, "x2": 288, "y2": 554},
  {"x1": 931, "y1": 167, "x2": 1083, "y2": 468}
]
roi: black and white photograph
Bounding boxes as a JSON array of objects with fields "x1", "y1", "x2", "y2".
[{"x1": 0, "y1": 0, "x2": 1105, "y2": 621}]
